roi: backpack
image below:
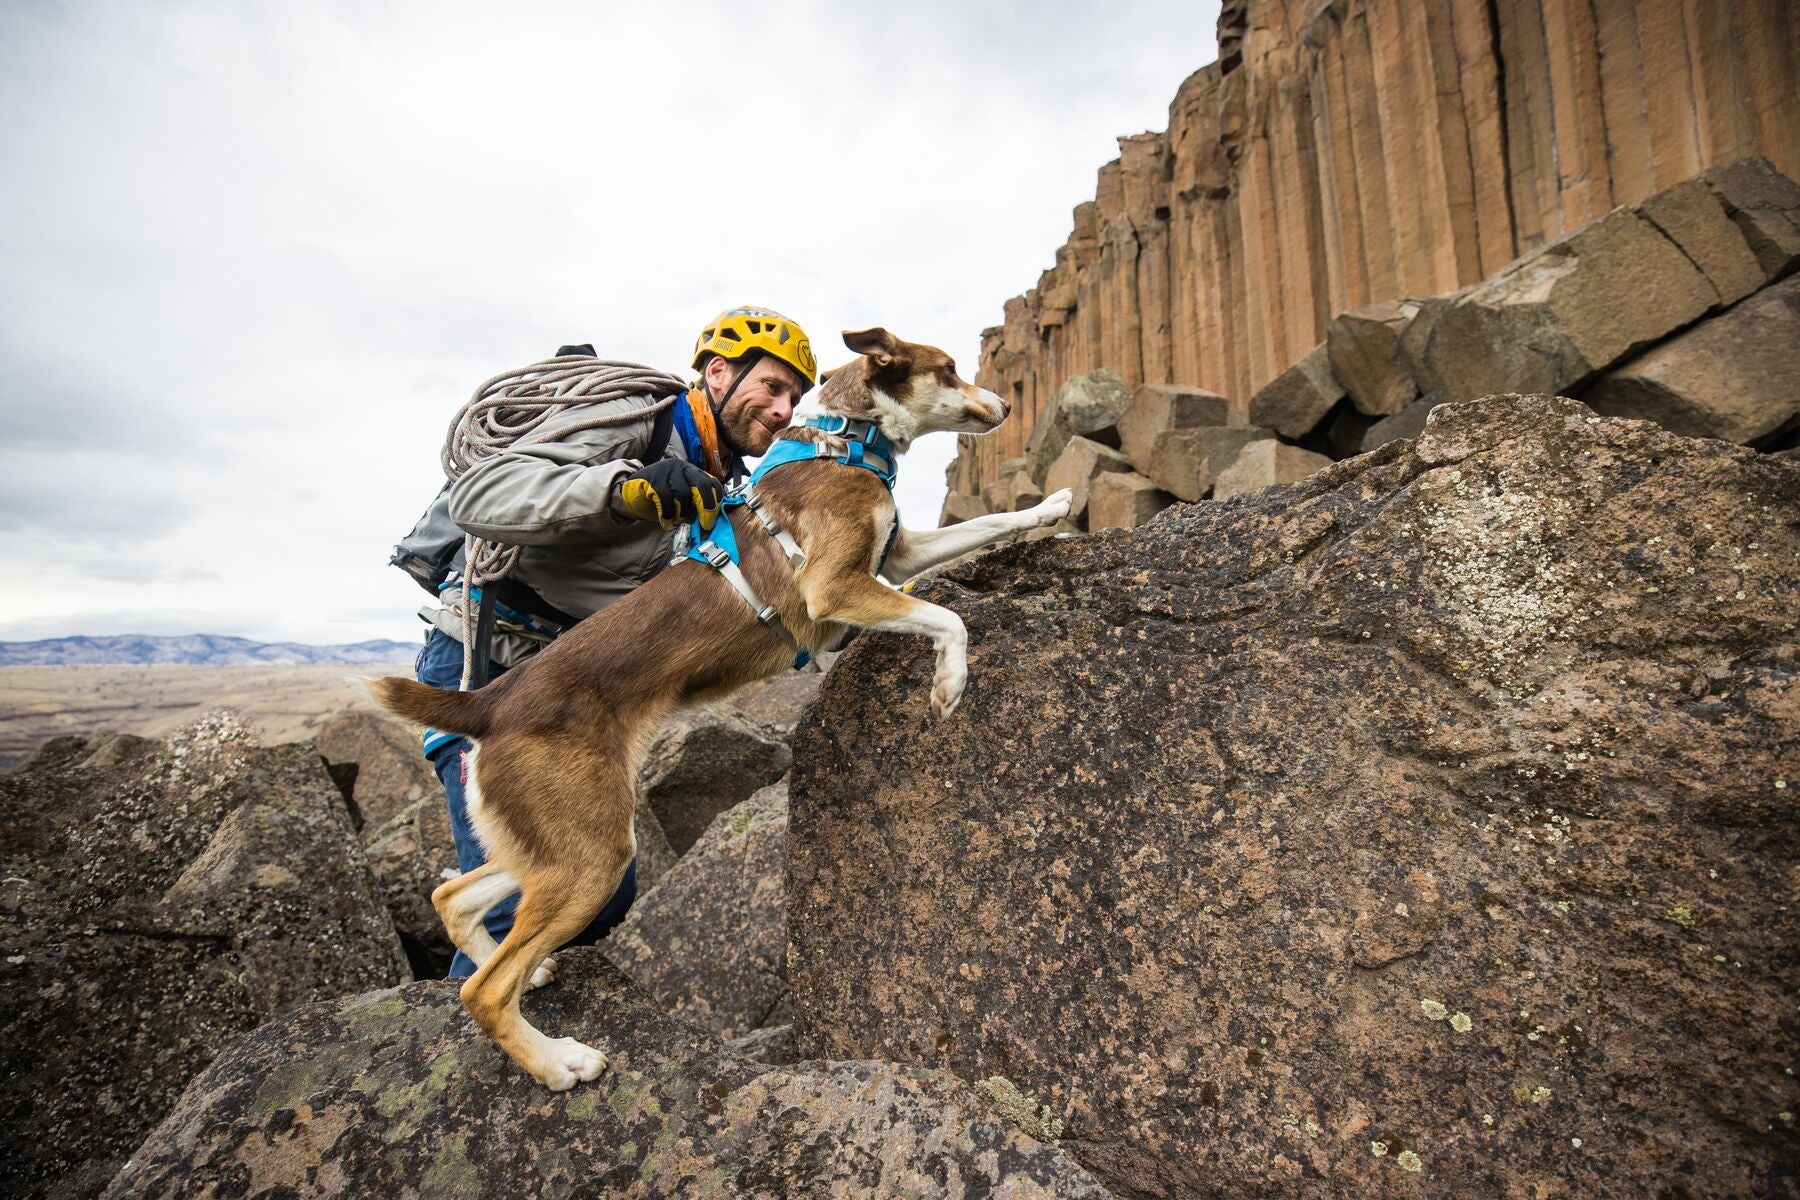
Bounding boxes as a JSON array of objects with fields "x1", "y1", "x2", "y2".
[{"x1": 389, "y1": 348, "x2": 679, "y2": 598}]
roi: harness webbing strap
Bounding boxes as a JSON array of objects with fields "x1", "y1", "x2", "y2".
[{"x1": 679, "y1": 414, "x2": 901, "y2": 670}]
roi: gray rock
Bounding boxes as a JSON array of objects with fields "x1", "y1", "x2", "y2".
[
  {"x1": 1248, "y1": 342, "x2": 1346, "y2": 437},
  {"x1": 604, "y1": 782, "x2": 791, "y2": 1038},
  {"x1": 1085, "y1": 471, "x2": 1176, "y2": 531},
  {"x1": 637, "y1": 711, "x2": 791, "y2": 856},
  {"x1": 1584, "y1": 274, "x2": 1800, "y2": 444},
  {"x1": 1117, "y1": 383, "x2": 1233, "y2": 473},
  {"x1": 1027, "y1": 369, "x2": 1133, "y2": 482},
  {"x1": 1147, "y1": 424, "x2": 1274, "y2": 501},
  {"x1": 788, "y1": 395, "x2": 1800, "y2": 1199},
  {"x1": 108, "y1": 951, "x2": 1111, "y2": 1199},
  {"x1": 1, "y1": 714, "x2": 409, "y2": 1199},
  {"x1": 1044, "y1": 436, "x2": 1135, "y2": 526},
  {"x1": 313, "y1": 711, "x2": 438, "y2": 837},
  {"x1": 1326, "y1": 300, "x2": 1421, "y2": 416},
  {"x1": 1211, "y1": 439, "x2": 1334, "y2": 498}
]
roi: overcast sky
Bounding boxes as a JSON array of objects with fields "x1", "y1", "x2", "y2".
[{"x1": 0, "y1": 0, "x2": 1219, "y2": 646}]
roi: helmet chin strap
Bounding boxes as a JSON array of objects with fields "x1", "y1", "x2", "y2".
[{"x1": 709, "y1": 352, "x2": 762, "y2": 461}]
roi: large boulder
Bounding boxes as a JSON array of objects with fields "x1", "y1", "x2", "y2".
[
  {"x1": 787, "y1": 396, "x2": 1800, "y2": 1199},
  {"x1": 1044, "y1": 436, "x2": 1135, "y2": 527},
  {"x1": 1583, "y1": 275, "x2": 1800, "y2": 445},
  {"x1": 1211, "y1": 438, "x2": 1333, "y2": 499},
  {"x1": 1117, "y1": 382, "x2": 1233, "y2": 473},
  {"x1": 1, "y1": 715, "x2": 410, "y2": 1199},
  {"x1": 108, "y1": 950, "x2": 1112, "y2": 1199},
  {"x1": 1147, "y1": 424, "x2": 1274, "y2": 501},
  {"x1": 1248, "y1": 341, "x2": 1346, "y2": 437},
  {"x1": 1402, "y1": 160, "x2": 1800, "y2": 415},
  {"x1": 604, "y1": 781, "x2": 792, "y2": 1038},
  {"x1": 1326, "y1": 300, "x2": 1421, "y2": 417},
  {"x1": 364, "y1": 797, "x2": 460, "y2": 976},
  {"x1": 1026, "y1": 369, "x2": 1133, "y2": 482},
  {"x1": 312, "y1": 711, "x2": 438, "y2": 836},
  {"x1": 637, "y1": 710, "x2": 792, "y2": 856},
  {"x1": 1086, "y1": 471, "x2": 1175, "y2": 531}
]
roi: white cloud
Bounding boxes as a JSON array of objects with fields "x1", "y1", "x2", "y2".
[{"x1": 0, "y1": 0, "x2": 1219, "y2": 644}]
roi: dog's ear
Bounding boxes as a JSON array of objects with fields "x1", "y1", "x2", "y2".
[
  {"x1": 817, "y1": 364, "x2": 839, "y2": 385},
  {"x1": 843, "y1": 327, "x2": 906, "y2": 369}
]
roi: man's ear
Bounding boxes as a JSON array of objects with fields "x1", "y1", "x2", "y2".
[{"x1": 842, "y1": 327, "x2": 905, "y2": 368}]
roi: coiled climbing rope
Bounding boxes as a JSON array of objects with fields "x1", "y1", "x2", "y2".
[{"x1": 440, "y1": 355, "x2": 689, "y2": 689}]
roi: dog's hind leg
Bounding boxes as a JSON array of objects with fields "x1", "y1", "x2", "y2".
[
  {"x1": 431, "y1": 860, "x2": 516, "y2": 970},
  {"x1": 458, "y1": 849, "x2": 633, "y2": 1090}
]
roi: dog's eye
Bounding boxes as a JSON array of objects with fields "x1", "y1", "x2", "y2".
[{"x1": 945, "y1": 361, "x2": 957, "y2": 376}]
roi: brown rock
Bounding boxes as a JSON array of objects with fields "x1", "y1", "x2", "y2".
[
  {"x1": 788, "y1": 395, "x2": 1800, "y2": 1199},
  {"x1": 314, "y1": 711, "x2": 437, "y2": 836},
  {"x1": 1147, "y1": 425, "x2": 1273, "y2": 501},
  {"x1": 1117, "y1": 383, "x2": 1233, "y2": 473},
  {"x1": 1211, "y1": 439, "x2": 1334, "y2": 498},
  {"x1": 1, "y1": 715, "x2": 410, "y2": 1198},
  {"x1": 1584, "y1": 275, "x2": 1800, "y2": 444},
  {"x1": 1325, "y1": 300, "x2": 1420, "y2": 416},
  {"x1": 1639, "y1": 176, "x2": 1768, "y2": 307},
  {"x1": 361, "y1": 796, "x2": 459, "y2": 977},
  {"x1": 1026, "y1": 369, "x2": 1133, "y2": 482},
  {"x1": 1411, "y1": 206, "x2": 1717, "y2": 403},
  {"x1": 1086, "y1": 471, "x2": 1175, "y2": 531},
  {"x1": 1009, "y1": 471, "x2": 1046, "y2": 512},
  {"x1": 1702, "y1": 155, "x2": 1800, "y2": 279},
  {"x1": 603, "y1": 782, "x2": 790, "y2": 1038},
  {"x1": 637, "y1": 711, "x2": 791, "y2": 856},
  {"x1": 109, "y1": 951, "x2": 1112, "y2": 1199},
  {"x1": 1248, "y1": 342, "x2": 1347, "y2": 437},
  {"x1": 1359, "y1": 393, "x2": 1445, "y2": 453},
  {"x1": 981, "y1": 457, "x2": 1030, "y2": 513},
  {"x1": 1044, "y1": 436, "x2": 1134, "y2": 525},
  {"x1": 939, "y1": 491, "x2": 987, "y2": 527}
]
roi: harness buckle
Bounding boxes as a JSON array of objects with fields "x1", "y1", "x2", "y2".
[{"x1": 699, "y1": 542, "x2": 731, "y2": 570}]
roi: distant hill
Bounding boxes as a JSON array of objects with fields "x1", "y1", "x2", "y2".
[{"x1": 0, "y1": 634, "x2": 419, "y2": 667}]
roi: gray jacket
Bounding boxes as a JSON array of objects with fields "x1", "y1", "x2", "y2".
[{"x1": 430, "y1": 395, "x2": 697, "y2": 655}]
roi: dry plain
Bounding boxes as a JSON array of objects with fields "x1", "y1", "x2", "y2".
[{"x1": 0, "y1": 662, "x2": 414, "y2": 771}]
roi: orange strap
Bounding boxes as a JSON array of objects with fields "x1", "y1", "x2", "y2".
[{"x1": 682, "y1": 387, "x2": 730, "y2": 481}]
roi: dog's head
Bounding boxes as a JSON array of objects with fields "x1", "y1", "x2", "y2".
[{"x1": 796, "y1": 327, "x2": 1010, "y2": 450}]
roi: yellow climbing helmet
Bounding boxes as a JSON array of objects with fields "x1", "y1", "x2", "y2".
[{"x1": 691, "y1": 306, "x2": 818, "y2": 392}]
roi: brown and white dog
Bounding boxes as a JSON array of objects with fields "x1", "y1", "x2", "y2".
[{"x1": 365, "y1": 328, "x2": 1071, "y2": 1089}]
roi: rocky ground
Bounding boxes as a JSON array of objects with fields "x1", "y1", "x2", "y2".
[{"x1": 6, "y1": 398, "x2": 1796, "y2": 1198}]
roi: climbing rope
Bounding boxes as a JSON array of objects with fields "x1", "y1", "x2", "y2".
[{"x1": 440, "y1": 355, "x2": 689, "y2": 689}]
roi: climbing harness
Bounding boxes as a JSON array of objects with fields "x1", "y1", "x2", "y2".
[
  {"x1": 439, "y1": 355, "x2": 690, "y2": 690},
  {"x1": 678, "y1": 414, "x2": 901, "y2": 670}
]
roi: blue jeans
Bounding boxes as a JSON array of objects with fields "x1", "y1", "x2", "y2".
[{"x1": 415, "y1": 629, "x2": 637, "y2": 979}]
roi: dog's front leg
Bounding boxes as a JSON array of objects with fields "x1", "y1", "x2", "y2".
[
  {"x1": 880, "y1": 488, "x2": 1073, "y2": 583},
  {"x1": 803, "y1": 572, "x2": 969, "y2": 718}
]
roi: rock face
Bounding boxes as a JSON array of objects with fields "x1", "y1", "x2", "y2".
[
  {"x1": 963, "y1": 0, "x2": 1799, "y2": 492},
  {"x1": 0, "y1": 715, "x2": 410, "y2": 1199},
  {"x1": 637, "y1": 711, "x2": 791, "y2": 856},
  {"x1": 313, "y1": 711, "x2": 437, "y2": 835},
  {"x1": 1584, "y1": 274, "x2": 1800, "y2": 445},
  {"x1": 109, "y1": 950, "x2": 1111, "y2": 1200},
  {"x1": 604, "y1": 782, "x2": 792, "y2": 1039},
  {"x1": 790, "y1": 397, "x2": 1800, "y2": 1198},
  {"x1": 364, "y1": 796, "x2": 459, "y2": 976}
]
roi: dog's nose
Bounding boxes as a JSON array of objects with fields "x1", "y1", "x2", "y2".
[{"x1": 980, "y1": 388, "x2": 1010, "y2": 418}]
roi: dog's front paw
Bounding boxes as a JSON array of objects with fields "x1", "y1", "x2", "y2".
[
  {"x1": 1033, "y1": 488, "x2": 1073, "y2": 526},
  {"x1": 539, "y1": 1036, "x2": 608, "y2": 1091},
  {"x1": 527, "y1": 955, "x2": 558, "y2": 990},
  {"x1": 930, "y1": 666, "x2": 966, "y2": 720}
]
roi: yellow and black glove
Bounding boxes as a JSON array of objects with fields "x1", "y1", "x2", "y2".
[{"x1": 616, "y1": 460, "x2": 722, "y2": 531}]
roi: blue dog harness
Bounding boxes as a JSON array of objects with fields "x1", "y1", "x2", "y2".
[{"x1": 678, "y1": 414, "x2": 900, "y2": 668}]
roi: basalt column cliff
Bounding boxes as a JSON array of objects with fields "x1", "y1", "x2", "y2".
[{"x1": 957, "y1": 0, "x2": 1799, "y2": 493}]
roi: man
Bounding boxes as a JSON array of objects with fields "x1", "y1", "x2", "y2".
[{"x1": 408, "y1": 306, "x2": 817, "y2": 978}]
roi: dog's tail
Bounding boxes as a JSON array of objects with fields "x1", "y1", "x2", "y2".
[{"x1": 361, "y1": 676, "x2": 493, "y2": 739}]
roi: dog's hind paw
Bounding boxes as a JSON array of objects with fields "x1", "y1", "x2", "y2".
[
  {"x1": 539, "y1": 1037, "x2": 608, "y2": 1090},
  {"x1": 528, "y1": 955, "x2": 558, "y2": 990}
]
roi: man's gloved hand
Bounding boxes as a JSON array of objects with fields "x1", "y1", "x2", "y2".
[{"x1": 616, "y1": 460, "x2": 722, "y2": 530}]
